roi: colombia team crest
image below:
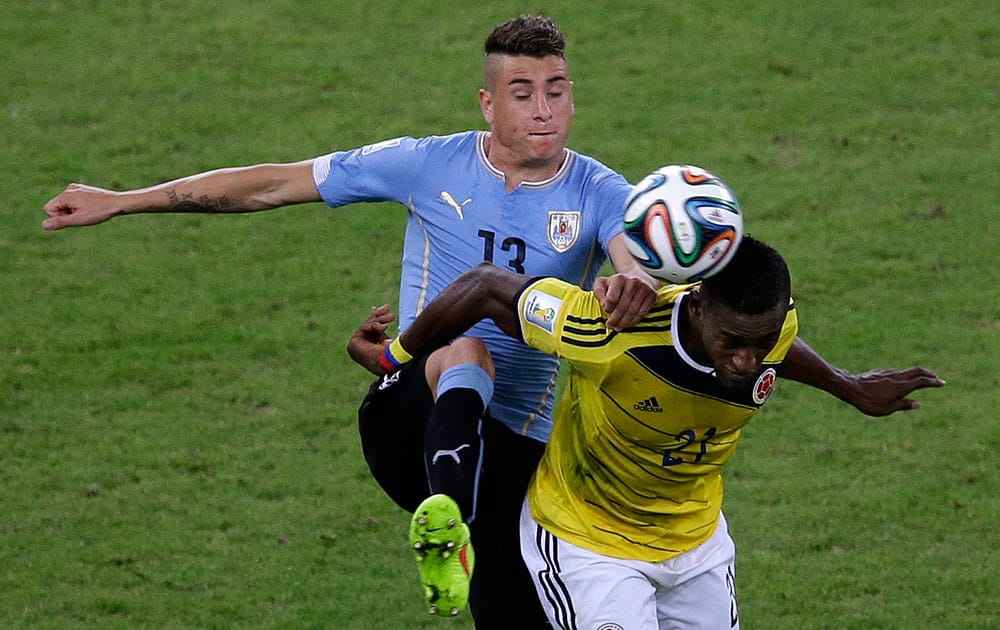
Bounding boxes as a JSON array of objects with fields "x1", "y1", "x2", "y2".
[
  {"x1": 548, "y1": 211, "x2": 580, "y2": 252},
  {"x1": 752, "y1": 368, "x2": 777, "y2": 405}
]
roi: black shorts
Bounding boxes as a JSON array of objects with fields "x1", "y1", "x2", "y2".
[
  {"x1": 468, "y1": 415, "x2": 549, "y2": 629},
  {"x1": 357, "y1": 355, "x2": 435, "y2": 513},
  {"x1": 357, "y1": 359, "x2": 550, "y2": 628}
]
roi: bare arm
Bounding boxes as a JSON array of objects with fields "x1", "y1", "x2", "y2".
[
  {"x1": 43, "y1": 160, "x2": 320, "y2": 230},
  {"x1": 346, "y1": 264, "x2": 526, "y2": 375},
  {"x1": 397, "y1": 263, "x2": 527, "y2": 358},
  {"x1": 779, "y1": 337, "x2": 945, "y2": 416},
  {"x1": 350, "y1": 237, "x2": 658, "y2": 371}
]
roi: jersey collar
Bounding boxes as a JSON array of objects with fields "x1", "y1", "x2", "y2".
[
  {"x1": 671, "y1": 292, "x2": 715, "y2": 375},
  {"x1": 476, "y1": 131, "x2": 574, "y2": 189}
]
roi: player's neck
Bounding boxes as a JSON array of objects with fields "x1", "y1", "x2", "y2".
[
  {"x1": 679, "y1": 299, "x2": 710, "y2": 366},
  {"x1": 483, "y1": 133, "x2": 566, "y2": 192}
]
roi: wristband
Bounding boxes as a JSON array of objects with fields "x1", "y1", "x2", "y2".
[{"x1": 378, "y1": 337, "x2": 413, "y2": 372}]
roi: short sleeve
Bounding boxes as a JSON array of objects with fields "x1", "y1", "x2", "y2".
[
  {"x1": 311, "y1": 136, "x2": 420, "y2": 208},
  {"x1": 515, "y1": 277, "x2": 609, "y2": 360}
]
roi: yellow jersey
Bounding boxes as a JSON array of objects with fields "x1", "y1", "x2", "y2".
[{"x1": 516, "y1": 276, "x2": 798, "y2": 561}]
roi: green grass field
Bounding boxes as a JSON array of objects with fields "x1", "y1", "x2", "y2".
[{"x1": 3, "y1": 1, "x2": 997, "y2": 627}]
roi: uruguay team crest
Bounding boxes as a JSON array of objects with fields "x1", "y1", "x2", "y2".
[{"x1": 548, "y1": 211, "x2": 580, "y2": 252}]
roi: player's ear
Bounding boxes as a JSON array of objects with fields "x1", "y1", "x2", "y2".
[
  {"x1": 687, "y1": 288, "x2": 705, "y2": 323},
  {"x1": 479, "y1": 88, "x2": 494, "y2": 124}
]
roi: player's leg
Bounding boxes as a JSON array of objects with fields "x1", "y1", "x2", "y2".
[
  {"x1": 356, "y1": 355, "x2": 434, "y2": 512},
  {"x1": 651, "y1": 513, "x2": 740, "y2": 630},
  {"x1": 410, "y1": 337, "x2": 495, "y2": 616},
  {"x1": 519, "y1": 498, "x2": 660, "y2": 630},
  {"x1": 358, "y1": 353, "x2": 474, "y2": 616},
  {"x1": 467, "y1": 418, "x2": 549, "y2": 629},
  {"x1": 422, "y1": 336, "x2": 494, "y2": 521}
]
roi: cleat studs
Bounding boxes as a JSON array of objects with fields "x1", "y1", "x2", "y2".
[
  {"x1": 446, "y1": 518, "x2": 457, "y2": 527},
  {"x1": 445, "y1": 541, "x2": 456, "y2": 550},
  {"x1": 418, "y1": 516, "x2": 428, "y2": 525},
  {"x1": 450, "y1": 607, "x2": 460, "y2": 616},
  {"x1": 428, "y1": 605, "x2": 438, "y2": 615}
]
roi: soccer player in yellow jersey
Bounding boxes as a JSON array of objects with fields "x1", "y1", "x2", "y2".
[{"x1": 349, "y1": 236, "x2": 940, "y2": 629}]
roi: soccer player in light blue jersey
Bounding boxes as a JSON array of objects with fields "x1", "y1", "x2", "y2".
[
  {"x1": 44, "y1": 14, "x2": 945, "y2": 628},
  {"x1": 316, "y1": 130, "x2": 634, "y2": 445},
  {"x1": 336, "y1": 20, "x2": 661, "y2": 620}
]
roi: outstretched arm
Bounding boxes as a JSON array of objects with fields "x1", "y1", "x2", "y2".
[
  {"x1": 779, "y1": 337, "x2": 945, "y2": 416},
  {"x1": 43, "y1": 160, "x2": 320, "y2": 230}
]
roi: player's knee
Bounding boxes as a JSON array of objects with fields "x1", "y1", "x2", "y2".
[
  {"x1": 426, "y1": 337, "x2": 495, "y2": 382},
  {"x1": 445, "y1": 337, "x2": 495, "y2": 377}
]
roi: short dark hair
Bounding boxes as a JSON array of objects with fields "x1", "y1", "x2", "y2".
[
  {"x1": 700, "y1": 236, "x2": 791, "y2": 315},
  {"x1": 484, "y1": 15, "x2": 565, "y2": 58}
]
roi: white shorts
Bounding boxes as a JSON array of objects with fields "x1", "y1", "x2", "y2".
[{"x1": 519, "y1": 499, "x2": 739, "y2": 630}]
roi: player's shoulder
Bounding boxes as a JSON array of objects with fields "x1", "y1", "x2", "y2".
[
  {"x1": 656, "y1": 283, "x2": 694, "y2": 306},
  {"x1": 350, "y1": 132, "x2": 478, "y2": 178},
  {"x1": 521, "y1": 277, "x2": 690, "y2": 324},
  {"x1": 409, "y1": 130, "x2": 480, "y2": 151},
  {"x1": 518, "y1": 276, "x2": 595, "y2": 321},
  {"x1": 516, "y1": 276, "x2": 602, "y2": 348},
  {"x1": 566, "y1": 148, "x2": 627, "y2": 182},
  {"x1": 564, "y1": 148, "x2": 630, "y2": 198},
  {"x1": 353, "y1": 131, "x2": 477, "y2": 156}
]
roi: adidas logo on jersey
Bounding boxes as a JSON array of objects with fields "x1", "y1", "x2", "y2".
[{"x1": 633, "y1": 396, "x2": 662, "y2": 413}]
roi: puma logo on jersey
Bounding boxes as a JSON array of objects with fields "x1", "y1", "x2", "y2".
[
  {"x1": 633, "y1": 396, "x2": 662, "y2": 412},
  {"x1": 440, "y1": 191, "x2": 472, "y2": 220},
  {"x1": 432, "y1": 443, "x2": 471, "y2": 464}
]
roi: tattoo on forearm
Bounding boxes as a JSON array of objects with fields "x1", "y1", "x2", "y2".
[{"x1": 166, "y1": 189, "x2": 234, "y2": 212}]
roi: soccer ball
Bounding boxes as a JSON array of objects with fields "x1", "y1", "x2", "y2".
[{"x1": 622, "y1": 165, "x2": 743, "y2": 284}]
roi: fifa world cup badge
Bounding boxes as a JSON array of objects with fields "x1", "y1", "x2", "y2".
[{"x1": 523, "y1": 289, "x2": 562, "y2": 333}]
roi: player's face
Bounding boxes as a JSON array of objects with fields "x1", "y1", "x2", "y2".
[
  {"x1": 479, "y1": 54, "x2": 574, "y2": 173},
  {"x1": 695, "y1": 301, "x2": 785, "y2": 388}
]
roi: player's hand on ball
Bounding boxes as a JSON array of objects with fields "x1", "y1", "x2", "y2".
[
  {"x1": 43, "y1": 183, "x2": 122, "y2": 230},
  {"x1": 347, "y1": 304, "x2": 396, "y2": 375}
]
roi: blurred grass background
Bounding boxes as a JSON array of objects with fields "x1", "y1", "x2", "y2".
[{"x1": 2, "y1": 1, "x2": 997, "y2": 627}]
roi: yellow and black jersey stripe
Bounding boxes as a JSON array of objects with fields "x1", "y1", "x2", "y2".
[{"x1": 514, "y1": 276, "x2": 798, "y2": 561}]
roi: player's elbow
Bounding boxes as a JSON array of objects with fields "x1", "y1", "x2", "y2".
[
  {"x1": 458, "y1": 263, "x2": 520, "y2": 316},
  {"x1": 457, "y1": 263, "x2": 502, "y2": 301},
  {"x1": 248, "y1": 161, "x2": 320, "y2": 209}
]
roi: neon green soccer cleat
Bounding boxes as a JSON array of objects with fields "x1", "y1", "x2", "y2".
[{"x1": 409, "y1": 494, "x2": 475, "y2": 616}]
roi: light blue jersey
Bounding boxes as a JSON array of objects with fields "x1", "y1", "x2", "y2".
[{"x1": 313, "y1": 131, "x2": 629, "y2": 440}]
